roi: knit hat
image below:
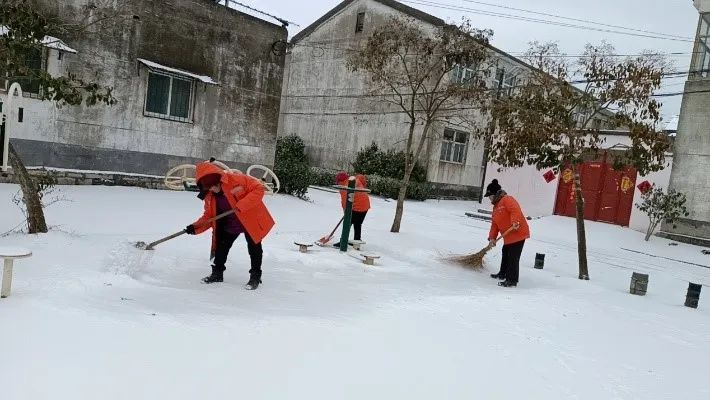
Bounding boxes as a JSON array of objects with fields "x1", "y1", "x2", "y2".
[
  {"x1": 484, "y1": 179, "x2": 502, "y2": 197},
  {"x1": 335, "y1": 171, "x2": 349, "y2": 183},
  {"x1": 197, "y1": 173, "x2": 221, "y2": 189}
]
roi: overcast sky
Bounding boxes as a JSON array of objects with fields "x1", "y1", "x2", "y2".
[{"x1": 247, "y1": 0, "x2": 699, "y2": 121}]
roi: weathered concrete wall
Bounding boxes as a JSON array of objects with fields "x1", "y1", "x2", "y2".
[
  {"x1": 1, "y1": 0, "x2": 286, "y2": 176},
  {"x1": 695, "y1": 0, "x2": 710, "y2": 13},
  {"x1": 0, "y1": 167, "x2": 167, "y2": 190},
  {"x1": 278, "y1": 0, "x2": 528, "y2": 195},
  {"x1": 662, "y1": 77, "x2": 710, "y2": 242}
]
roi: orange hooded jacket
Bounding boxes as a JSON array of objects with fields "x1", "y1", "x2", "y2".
[
  {"x1": 488, "y1": 194, "x2": 530, "y2": 245},
  {"x1": 191, "y1": 162, "x2": 275, "y2": 255},
  {"x1": 337, "y1": 174, "x2": 371, "y2": 212}
]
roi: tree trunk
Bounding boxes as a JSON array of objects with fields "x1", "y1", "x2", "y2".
[
  {"x1": 644, "y1": 221, "x2": 657, "y2": 242},
  {"x1": 8, "y1": 142, "x2": 48, "y2": 234},
  {"x1": 390, "y1": 168, "x2": 411, "y2": 233},
  {"x1": 573, "y1": 170, "x2": 589, "y2": 280}
]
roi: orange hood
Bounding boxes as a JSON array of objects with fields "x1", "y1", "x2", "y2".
[{"x1": 195, "y1": 162, "x2": 224, "y2": 184}]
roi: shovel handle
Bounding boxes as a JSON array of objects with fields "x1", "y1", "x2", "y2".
[{"x1": 145, "y1": 209, "x2": 238, "y2": 250}]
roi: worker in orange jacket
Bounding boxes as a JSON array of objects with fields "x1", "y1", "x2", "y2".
[
  {"x1": 185, "y1": 161, "x2": 275, "y2": 290},
  {"x1": 485, "y1": 179, "x2": 530, "y2": 288},
  {"x1": 336, "y1": 171, "x2": 371, "y2": 243}
]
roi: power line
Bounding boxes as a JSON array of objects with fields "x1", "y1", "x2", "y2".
[
  {"x1": 400, "y1": 0, "x2": 695, "y2": 43},
  {"x1": 457, "y1": 0, "x2": 692, "y2": 40}
]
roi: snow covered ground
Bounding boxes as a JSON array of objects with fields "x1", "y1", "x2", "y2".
[{"x1": 0, "y1": 183, "x2": 708, "y2": 400}]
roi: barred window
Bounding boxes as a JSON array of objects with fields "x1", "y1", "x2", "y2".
[
  {"x1": 694, "y1": 13, "x2": 710, "y2": 78},
  {"x1": 145, "y1": 72, "x2": 194, "y2": 122}
]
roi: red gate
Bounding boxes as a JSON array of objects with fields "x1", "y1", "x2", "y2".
[{"x1": 554, "y1": 160, "x2": 637, "y2": 227}]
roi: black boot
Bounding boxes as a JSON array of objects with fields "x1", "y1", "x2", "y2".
[
  {"x1": 498, "y1": 280, "x2": 517, "y2": 287},
  {"x1": 202, "y1": 265, "x2": 224, "y2": 284},
  {"x1": 490, "y1": 273, "x2": 505, "y2": 280},
  {"x1": 245, "y1": 270, "x2": 262, "y2": 290}
]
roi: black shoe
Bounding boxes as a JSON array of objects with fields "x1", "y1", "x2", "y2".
[
  {"x1": 498, "y1": 281, "x2": 517, "y2": 287},
  {"x1": 201, "y1": 265, "x2": 224, "y2": 284},
  {"x1": 245, "y1": 276, "x2": 262, "y2": 290},
  {"x1": 490, "y1": 273, "x2": 505, "y2": 280}
]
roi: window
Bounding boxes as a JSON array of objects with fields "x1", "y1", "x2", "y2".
[
  {"x1": 440, "y1": 128, "x2": 469, "y2": 164},
  {"x1": 695, "y1": 13, "x2": 710, "y2": 78},
  {"x1": 4, "y1": 48, "x2": 44, "y2": 96},
  {"x1": 355, "y1": 12, "x2": 365, "y2": 33},
  {"x1": 451, "y1": 64, "x2": 476, "y2": 85},
  {"x1": 493, "y1": 67, "x2": 517, "y2": 96},
  {"x1": 144, "y1": 72, "x2": 194, "y2": 122}
]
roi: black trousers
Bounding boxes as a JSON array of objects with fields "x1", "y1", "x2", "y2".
[
  {"x1": 213, "y1": 230, "x2": 263, "y2": 278},
  {"x1": 351, "y1": 211, "x2": 367, "y2": 241},
  {"x1": 497, "y1": 240, "x2": 525, "y2": 284}
]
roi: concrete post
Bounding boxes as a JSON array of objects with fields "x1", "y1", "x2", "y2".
[{"x1": 339, "y1": 177, "x2": 357, "y2": 252}]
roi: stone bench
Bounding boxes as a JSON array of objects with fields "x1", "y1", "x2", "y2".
[
  {"x1": 0, "y1": 247, "x2": 32, "y2": 298},
  {"x1": 361, "y1": 253, "x2": 380, "y2": 266},
  {"x1": 349, "y1": 240, "x2": 365, "y2": 251},
  {"x1": 294, "y1": 241, "x2": 313, "y2": 253}
]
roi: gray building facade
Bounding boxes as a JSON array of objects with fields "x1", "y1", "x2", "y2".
[
  {"x1": 278, "y1": 0, "x2": 530, "y2": 199},
  {"x1": 662, "y1": 0, "x2": 710, "y2": 245},
  {"x1": 2, "y1": 0, "x2": 287, "y2": 176}
]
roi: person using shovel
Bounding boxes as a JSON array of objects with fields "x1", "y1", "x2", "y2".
[
  {"x1": 335, "y1": 171, "x2": 370, "y2": 244},
  {"x1": 185, "y1": 161, "x2": 275, "y2": 290},
  {"x1": 485, "y1": 179, "x2": 530, "y2": 288}
]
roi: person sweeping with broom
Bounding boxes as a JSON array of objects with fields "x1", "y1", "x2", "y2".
[
  {"x1": 485, "y1": 179, "x2": 530, "y2": 288},
  {"x1": 334, "y1": 171, "x2": 370, "y2": 245},
  {"x1": 185, "y1": 161, "x2": 275, "y2": 290}
]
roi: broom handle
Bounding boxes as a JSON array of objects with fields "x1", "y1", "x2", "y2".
[
  {"x1": 326, "y1": 216, "x2": 345, "y2": 240},
  {"x1": 491, "y1": 226, "x2": 517, "y2": 246}
]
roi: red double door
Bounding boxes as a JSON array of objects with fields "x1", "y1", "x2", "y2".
[{"x1": 554, "y1": 161, "x2": 637, "y2": 227}]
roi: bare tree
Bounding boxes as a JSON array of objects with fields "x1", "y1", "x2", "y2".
[
  {"x1": 348, "y1": 17, "x2": 493, "y2": 232},
  {"x1": 1, "y1": 0, "x2": 119, "y2": 233},
  {"x1": 486, "y1": 41, "x2": 671, "y2": 280}
]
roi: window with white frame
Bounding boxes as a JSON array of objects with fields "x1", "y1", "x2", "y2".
[
  {"x1": 493, "y1": 67, "x2": 517, "y2": 95},
  {"x1": 144, "y1": 71, "x2": 194, "y2": 122},
  {"x1": 451, "y1": 64, "x2": 476, "y2": 85},
  {"x1": 695, "y1": 13, "x2": 710, "y2": 78},
  {"x1": 440, "y1": 128, "x2": 469, "y2": 164}
]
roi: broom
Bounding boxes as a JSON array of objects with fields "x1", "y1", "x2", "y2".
[{"x1": 450, "y1": 226, "x2": 516, "y2": 270}]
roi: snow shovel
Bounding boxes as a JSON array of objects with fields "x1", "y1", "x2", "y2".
[
  {"x1": 449, "y1": 225, "x2": 517, "y2": 269},
  {"x1": 135, "y1": 209, "x2": 237, "y2": 250},
  {"x1": 316, "y1": 216, "x2": 345, "y2": 245}
]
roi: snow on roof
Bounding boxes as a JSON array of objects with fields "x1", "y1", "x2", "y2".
[
  {"x1": 41, "y1": 35, "x2": 77, "y2": 54},
  {"x1": 0, "y1": 26, "x2": 77, "y2": 54},
  {"x1": 664, "y1": 115, "x2": 679, "y2": 132},
  {"x1": 137, "y1": 58, "x2": 219, "y2": 85}
]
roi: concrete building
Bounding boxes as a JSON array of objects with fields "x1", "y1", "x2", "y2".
[
  {"x1": 1, "y1": 0, "x2": 287, "y2": 176},
  {"x1": 278, "y1": 0, "x2": 532, "y2": 199},
  {"x1": 661, "y1": 0, "x2": 710, "y2": 246}
]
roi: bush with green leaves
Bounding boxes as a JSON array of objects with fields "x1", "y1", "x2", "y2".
[
  {"x1": 309, "y1": 167, "x2": 432, "y2": 201},
  {"x1": 635, "y1": 185, "x2": 690, "y2": 241},
  {"x1": 273, "y1": 135, "x2": 311, "y2": 199},
  {"x1": 310, "y1": 167, "x2": 337, "y2": 187},
  {"x1": 352, "y1": 142, "x2": 427, "y2": 183}
]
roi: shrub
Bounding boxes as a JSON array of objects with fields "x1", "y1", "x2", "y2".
[
  {"x1": 352, "y1": 142, "x2": 427, "y2": 183},
  {"x1": 635, "y1": 185, "x2": 690, "y2": 241},
  {"x1": 274, "y1": 135, "x2": 311, "y2": 198}
]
